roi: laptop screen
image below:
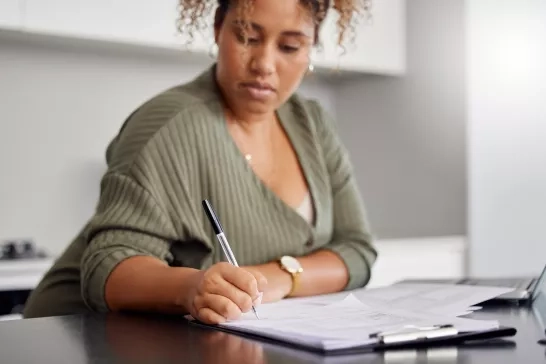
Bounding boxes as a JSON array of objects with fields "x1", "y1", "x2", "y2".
[
  {"x1": 532, "y1": 265, "x2": 546, "y2": 332},
  {"x1": 532, "y1": 264, "x2": 546, "y2": 301}
]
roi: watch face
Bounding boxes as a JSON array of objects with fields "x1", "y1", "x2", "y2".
[{"x1": 281, "y1": 256, "x2": 302, "y2": 273}]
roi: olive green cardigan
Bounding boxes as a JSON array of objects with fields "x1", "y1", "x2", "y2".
[{"x1": 23, "y1": 65, "x2": 377, "y2": 318}]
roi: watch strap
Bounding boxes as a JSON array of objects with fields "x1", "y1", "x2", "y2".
[
  {"x1": 287, "y1": 269, "x2": 301, "y2": 297},
  {"x1": 279, "y1": 257, "x2": 303, "y2": 297}
]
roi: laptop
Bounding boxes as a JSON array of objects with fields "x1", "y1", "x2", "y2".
[
  {"x1": 532, "y1": 266, "x2": 546, "y2": 332},
  {"x1": 397, "y1": 264, "x2": 546, "y2": 302}
]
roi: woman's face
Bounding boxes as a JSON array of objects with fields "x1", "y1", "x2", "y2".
[{"x1": 214, "y1": 0, "x2": 315, "y2": 117}]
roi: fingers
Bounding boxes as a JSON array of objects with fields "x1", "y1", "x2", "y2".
[
  {"x1": 196, "y1": 294, "x2": 243, "y2": 324},
  {"x1": 245, "y1": 269, "x2": 267, "y2": 294},
  {"x1": 252, "y1": 292, "x2": 263, "y2": 306},
  {"x1": 196, "y1": 307, "x2": 226, "y2": 325},
  {"x1": 219, "y1": 263, "x2": 264, "y2": 298},
  {"x1": 201, "y1": 273, "x2": 254, "y2": 313},
  {"x1": 193, "y1": 263, "x2": 268, "y2": 324}
]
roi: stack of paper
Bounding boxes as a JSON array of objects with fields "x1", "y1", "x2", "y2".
[
  {"x1": 276, "y1": 283, "x2": 514, "y2": 316},
  {"x1": 191, "y1": 284, "x2": 514, "y2": 352}
]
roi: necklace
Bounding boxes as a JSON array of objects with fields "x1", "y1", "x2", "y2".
[
  {"x1": 226, "y1": 112, "x2": 276, "y2": 171},
  {"x1": 241, "y1": 130, "x2": 275, "y2": 167}
]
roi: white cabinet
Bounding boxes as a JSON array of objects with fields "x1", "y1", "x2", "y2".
[
  {"x1": 23, "y1": 0, "x2": 114, "y2": 39},
  {"x1": 103, "y1": 0, "x2": 213, "y2": 52},
  {"x1": 15, "y1": 0, "x2": 404, "y2": 75},
  {"x1": 313, "y1": 0, "x2": 406, "y2": 74},
  {"x1": 0, "y1": 0, "x2": 22, "y2": 29},
  {"x1": 22, "y1": 0, "x2": 212, "y2": 52}
]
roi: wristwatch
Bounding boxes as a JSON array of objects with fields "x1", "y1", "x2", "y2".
[{"x1": 278, "y1": 255, "x2": 303, "y2": 297}]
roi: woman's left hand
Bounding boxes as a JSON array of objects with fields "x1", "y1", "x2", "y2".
[{"x1": 243, "y1": 264, "x2": 292, "y2": 303}]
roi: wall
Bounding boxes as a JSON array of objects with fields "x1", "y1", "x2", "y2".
[
  {"x1": 467, "y1": 0, "x2": 546, "y2": 277},
  {"x1": 333, "y1": 0, "x2": 466, "y2": 239},
  {"x1": 0, "y1": 36, "x2": 335, "y2": 256},
  {"x1": 368, "y1": 235, "x2": 465, "y2": 287}
]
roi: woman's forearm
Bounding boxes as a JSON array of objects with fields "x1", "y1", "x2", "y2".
[
  {"x1": 104, "y1": 256, "x2": 200, "y2": 314},
  {"x1": 248, "y1": 249, "x2": 349, "y2": 301},
  {"x1": 104, "y1": 250, "x2": 348, "y2": 312},
  {"x1": 296, "y1": 249, "x2": 349, "y2": 296}
]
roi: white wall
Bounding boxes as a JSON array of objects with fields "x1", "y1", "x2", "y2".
[
  {"x1": 368, "y1": 235, "x2": 465, "y2": 287},
  {"x1": 334, "y1": 0, "x2": 466, "y2": 239},
  {"x1": 0, "y1": 36, "x2": 335, "y2": 256},
  {"x1": 467, "y1": 0, "x2": 546, "y2": 277}
]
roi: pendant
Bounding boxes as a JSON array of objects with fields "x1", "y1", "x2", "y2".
[{"x1": 245, "y1": 154, "x2": 252, "y2": 163}]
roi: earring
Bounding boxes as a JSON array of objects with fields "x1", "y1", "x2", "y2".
[
  {"x1": 209, "y1": 43, "x2": 218, "y2": 59},
  {"x1": 306, "y1": 49, "x2": 316, "y2": 75},
  {"x1": 306, "y1": 55, "x2": 315, "y2": 75}
]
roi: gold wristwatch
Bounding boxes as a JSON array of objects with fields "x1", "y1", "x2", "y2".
[{"x1": 279, "y1": 255, "x2": 303, "y2": 297}]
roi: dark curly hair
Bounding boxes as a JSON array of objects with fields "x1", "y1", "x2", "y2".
[{"x1": 176, "y1": 0, "x2": 372, "y2": 52}]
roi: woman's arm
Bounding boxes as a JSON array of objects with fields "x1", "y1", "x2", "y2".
[
  {"x1": 80, "y1": 171, "x2": 184, "y2": 312},
  {"x1": 104, "y1": 255, "x2": 266, "y2": 324},
  {"x1": 246, "y1": 171, "x2": 375, "y2": 302},
  {"x1": 82, "y1": 172, "x2": 266, "y2": 323},
  {"x1": 246, "y1": 100, "x2": 377, "y2": 302},
  {"x1": 245, "y1": 249, "x2": 348, "y2": 302},
  {"x1": 104, "y1": 255, "x2": 199, "y2": 314}
]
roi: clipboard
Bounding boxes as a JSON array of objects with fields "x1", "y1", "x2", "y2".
[{"x1": 188, "y1": 319, "x2": 517, "y2": 355}]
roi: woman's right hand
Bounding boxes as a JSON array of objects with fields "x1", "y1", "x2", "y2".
[{"x1": 183, "y1": 262, "x2": 267, "y2": 324}]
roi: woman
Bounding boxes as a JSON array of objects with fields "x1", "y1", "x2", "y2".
[{"x1": 23, "y1": 0, "x2": 377, "y2": 323}]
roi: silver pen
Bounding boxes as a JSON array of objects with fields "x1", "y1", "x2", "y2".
[{"x1": 202, "y1": 199, "x2": 260, "y2": 319}]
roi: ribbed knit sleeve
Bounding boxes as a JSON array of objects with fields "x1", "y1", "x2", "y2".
[
  {"x1": 309, "y1": 101, "x2": 378, "y2": 290},
  {"x1": 81, "y1": 171, "x2": 178, "y2": 312}
]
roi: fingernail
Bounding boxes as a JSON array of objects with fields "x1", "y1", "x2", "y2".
[{"x1": 253, "y1": 292, "x2": 263, "y2": 306}]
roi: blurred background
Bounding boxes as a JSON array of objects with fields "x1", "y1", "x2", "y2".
[{"x1": 0, "y1": 0, "x2": 545, "y2": 316}]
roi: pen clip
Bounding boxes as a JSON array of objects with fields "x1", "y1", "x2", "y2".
[
  {"x1": 201, "y1": 199, "x2": 239, "y2": 267},
  {"x1": 202, "y1": 199, "x2": 224, "y2": 235},
  {"x1": 370, "y1": 324, "x2": 458, "y2": 344}
]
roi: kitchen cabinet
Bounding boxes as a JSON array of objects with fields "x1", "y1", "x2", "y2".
[
  {"x1": 22, "y1": 0, "x2": 211, "y2": 52},
  {"x1": 313, "y1": 0, "x2": 406, "y2": 74},
  {"x1": 101, "y1": 0, "x2": 213, "y2": 52},
  {"x1": 11, "y1": 0, "x2": 405, "y2": 75},
  {"x1": 23, "y1": 0, "x2": 117, "y2": 40},
  {"x1": 0, "y1": 0, "x2": 22, "y2": 29}
]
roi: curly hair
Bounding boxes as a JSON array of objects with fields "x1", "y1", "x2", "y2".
[{"x1": 176, "y1": 0, "x2": 372, "y2": 53}]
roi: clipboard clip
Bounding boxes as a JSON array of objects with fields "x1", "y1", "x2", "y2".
[{"x1": 369, "y1": 324, "x2": 459, "y2": 344}]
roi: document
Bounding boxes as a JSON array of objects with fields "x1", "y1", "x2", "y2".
[
  {"x1": 269, "y1": 283, "x2": 513, "y2": 316},
  {"x1": 217, "y1": 294, "x2": 500, "y2": 351},
  {"x1": 350, "y1": 283, "x2": 514, "y2": 316}
]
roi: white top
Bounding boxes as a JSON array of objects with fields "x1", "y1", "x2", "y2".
[{"x1": 295, "y1": 192, "x2": 315, "y2": 224}]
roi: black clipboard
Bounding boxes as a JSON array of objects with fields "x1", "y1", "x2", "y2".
[{"x1": 188, "y1": 319, "x2": 517, "y2": 355}]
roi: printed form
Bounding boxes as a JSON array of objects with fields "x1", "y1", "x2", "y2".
[
  {"x1": 267, "y1": 283, "x2": 514, "y2": 316},
  {"x1": 219, "y1": 293, "x2": 501, "y2": 351}
]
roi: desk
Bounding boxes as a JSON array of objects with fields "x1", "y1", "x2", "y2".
[{"x1": 0, "y1": 305, "x2": 544, "y2": 363}]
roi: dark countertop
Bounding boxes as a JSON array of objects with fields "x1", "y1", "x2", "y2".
[{"x1": 0, "y1": 303, "x2": 545, "y2": 363}]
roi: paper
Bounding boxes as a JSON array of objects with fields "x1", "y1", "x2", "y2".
[
  {"x1": 265, "y1": 283, "x2": 513, "y2": 316},
  {"x1": 188, "y1": 283, "x2": 511, "y2": 351},
  {"x1": 351, "y1": 283, "x2": 514, "y2": 316},
  {"x1": 219, "y1": 294, "x2": 500, "y2": 351}
]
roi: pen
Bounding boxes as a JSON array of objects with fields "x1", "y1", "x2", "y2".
[{"x1": 202, "y1": 199, "x2": 260, "y2": 320}]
